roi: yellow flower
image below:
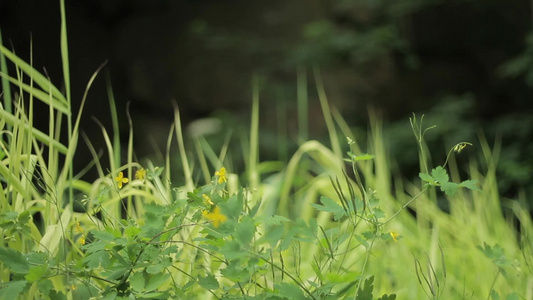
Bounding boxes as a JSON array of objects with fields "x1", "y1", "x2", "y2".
[
  {"x1": 135, "y1": 168, "x2": 146, "y2": 180},
  {"x1": 453, "y1": 142, "x2": 472, "y2": 153},
  {"x1": 75, "y1": 221, "x2": 83, "y2": 234},
  {"x1": 390, "y1": 231, "x2": 400, "y2": 242},
  {"x1": 204, "y1": 206, "x2": 227, "y2": 228},
  {"x1": 79, "y1": 236, "x2": 86, "y2": 245},
  {"x1": 115, "y1": 171, "x2": 129, "y2": 189},
  {"x1": 215, "y1": 167, "x2": 227, "y2": 184},
  {"x1": 202, "y1": 194, "x2": 214, "y2": 206}
]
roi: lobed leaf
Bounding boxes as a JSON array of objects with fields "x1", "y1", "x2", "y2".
[
  {"x1": 0, "y1": 280, "x2": 27, "y2": 299},
  {"x1": 311, "y1": 196, "x2": 346, "y2": 220},
  {"x1": 440, "y1": 182, "x2": 459, "y2": 197},
  {"x1": 431, "y1": 166, "x2": 449, "y2": 184},
  {"x1": 274, "y1": 282, "x2": 306, "y2": 299},
  {"x1": 0, "y1": 247, "x2": 29, "y2": 274},
  {"x1": 198, "y1": 274, "x2": 219, "y2": 290},
  {"x1": 459, "y1": 179, "x2": 481, "y2": 191}
]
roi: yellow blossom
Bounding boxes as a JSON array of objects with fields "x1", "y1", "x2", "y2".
[
  {"x1": 75, "y1": 221, "x2": 83, "y2": 234},
  {"x1": 390, "y1": 231, "x2": 400, "y2": 242},
  {"x1": 135, "y1": 168, "x2": 146, "y2": 180},
  {"x1": 453, "y1": 142, "x2": 472, "y2": 153},
  {"x1": 115, "y1": 171, "x2": 129, "y2": 189},
  {"x1": 79, "y1": 236, "x2": 86, "y2": 245},
  {"x1": 202, "y1": 194, "x2": 214, "y2": 206},
  {"x1": 205, "y1": 206, "x2": 227, "y2": 228},
  {"x1": 215, "y1": 167, "x2": 227, "y2": 184}
]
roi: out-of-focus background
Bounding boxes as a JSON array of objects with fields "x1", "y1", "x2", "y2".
[{"x1": 1, "y1": 0, "x2": 532, "y2": 204}]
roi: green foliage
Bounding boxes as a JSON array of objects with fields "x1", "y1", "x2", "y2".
[
  {"x1": 419, "y1": 166, "x2": 480, "y2": 197},
  {"x1": 311, "y1": 196, "x2": 346, "y2": 221},
  {"x1": 0, "y1": 247, "x2": 29, "y2": 274}
]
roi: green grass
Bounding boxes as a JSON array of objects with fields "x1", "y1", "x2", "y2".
[{"x1": 0, "y1": 1, "x2": 532, "y2": 299}]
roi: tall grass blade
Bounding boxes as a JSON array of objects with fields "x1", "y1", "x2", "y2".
[
  {"x1": 0, "y1": 29, "x2": 12, "y2": 120},
  {"x1": 313, "y1": 67, "x2": 342, "y2": 161},
  {"x1": 0, "y1": 110, "x2": 68, "y2": 154},
  {"x1": 297, "y1": 65, "x2": 308, "y2": 143},
  {"x1": 107, "y1": 76, "x2": 121, "y2": 169},
  {"x1": 249, "y1": 75, "x2": 260, "y2": 190},
  {"x1": 173, "y1": 104, "x2": 194, "y2": 192}
]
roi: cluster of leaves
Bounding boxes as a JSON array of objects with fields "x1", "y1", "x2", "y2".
[
  {"x1": 0, "y1": 153, "x2": 410, "y2": 300},
  {"x1": 0, "y1": 127, "x2": 486, "y2": 300},
  {"x1": 419, "y1": 166, "x2": 479, "y2": 197}
]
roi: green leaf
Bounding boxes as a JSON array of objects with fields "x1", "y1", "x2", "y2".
[
  {"x1": 378, "y1": 294, "x2": 397, "y2": 300},
  {"x1": 431, "y1": 166, "x2": 449, "y2": 184},
  {"x1": 235, "y1": 216, "x2": 255, "y2": 245},
  {"x1": 311, "y1": 196, "x2": 346, "y2": 220},
  {"x1": 125, "y1": 226, "x2": 141, "y2": 239},
  {"x1": 491, "y1": 290, "x2": 500, "y2": 300},
  {"x1": 274, "y1": 282, "x2": 306, "y2": 299},
  {"x1": 146, "y1": 263, "x2": 165, "y2": 274},
  {"x1": 219, "y1": 239, "x2": 242, "y2": 261},
  {"x1": 459, "y1": 179, "x2": 481, "y2": 191},
  {"x1": 37, "y1": 279, "x2": 53, "y2": 296},
  {"x1": 262, "y1": 224, "x2": 284, "y2": 248},
  {"x1": 26, "y1": 252, "x2": 48, "y2": 265},
  {"x1": 102, "y1": 266, "x2": 129, "y2": 281},
  {"x1": 226, "y1": 193, "x2": 243, "y2": 220},
  {"x1": 82, "y1": 240, "x2": 109, "y2": 253},
  {"x1": 419, "y1": 172, "x2": 436, "y2": 184},
  {"x1": 91, "y1": 230, "x2": 116, "y2": 242},
  {"x1": 506, "y1": 292, "x2": 519, "y2": 300},
  {"x1": 440, "y1": 182, "x2": 459, "y2": 197},
  {"x1": 346, "y1": 152, "x2": 374, "y2": 162},
  {"x1": 49, "y1": 290, "x2": 67, "y2": 300},
  {"x1": 258, "y1": 215, "x2": 291, "y2": 226},
  {"x1": 356, "y1": 276, "x2": 374, "y2": 300},
  {"x1": 25, "y1": 265, "x2": 49, "y2": 283},
  {"x1": 355, "y1": 234, "x2": 370, "y2": 250},
  {"x1": 198, "y1": 274, "x2": 219, "y2": 290},
  {"x1": 130, "y1": 272, "x2": 145, "y2": 292},
  {"x1": 83, "y1": 251, "x2": 111, "y2": 269},
  {"x1": 311, "y1": 261, "x2": 325, "y2": 281},
  {"x1": 249, "y1": 198, "x2": 262, "y2": 218},
  {"x1": 17, "y1": 211, "x2": 31, "y2": 225},
  {"x1": 0, "y1": 247, "x2": 29, "y2": 274},
  {"x1": 0, "y1": 280, "x2": 27, "y2": 299},
  {"x1": 354, "y1": 153, "x2": 374, "y2": 161},
  {"x1": 221, "y1": 262, "x2": 250, "y2": 282},
  {"x1": 477, "y1": 243, "x2": 511, "y2": 269}
]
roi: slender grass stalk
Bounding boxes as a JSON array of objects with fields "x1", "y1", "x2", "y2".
[
  {"x1": 0, "y1": 29, "x2": 12, "y2": 127},
  {"x1": 249, "y1": 75, "x2": 260, "y2": 190},
  {"x1": 277, "y1": 96, "x2": 288, "y2": 163},
  {"x1": 106, "y1": 76, "x2": 121, "y2": 170},
  {"x1": 297, "y1": 65, "x2": 308, "y2": 143},
  {"x1": 313, "y1": 67, "x2": 342, "y2": 161},
  {"x1": 126, "y1": 102, "x2": 135, "y2": 214},
  {"x1": 173, "y1": 104, "x2": 194, "y2": 192},
  {"x1": 194, "y1": 137, "x2": 211, "y2": 184}
]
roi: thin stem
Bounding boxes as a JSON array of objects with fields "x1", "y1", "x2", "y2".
[
  {"x1": 486, "y1": 268, "x2": 501, "y2": 300},
  {"x1": 382, "y1": 187, "x2": 428, "y2": 225},
  {"x1": 256, "y1": 253, "x2": 317, "y2": 300},
  {"x1": 354, "y1": 227, "x2": 378, "y2": 299}
]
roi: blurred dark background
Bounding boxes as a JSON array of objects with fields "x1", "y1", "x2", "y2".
[{"x1": 1, "y1": 0, "x2": 533, "y2": 204}]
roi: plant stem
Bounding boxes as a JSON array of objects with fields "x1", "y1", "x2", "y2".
[{"x1": 486, "y1": 268, "x2": 501, "y2": 300}]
